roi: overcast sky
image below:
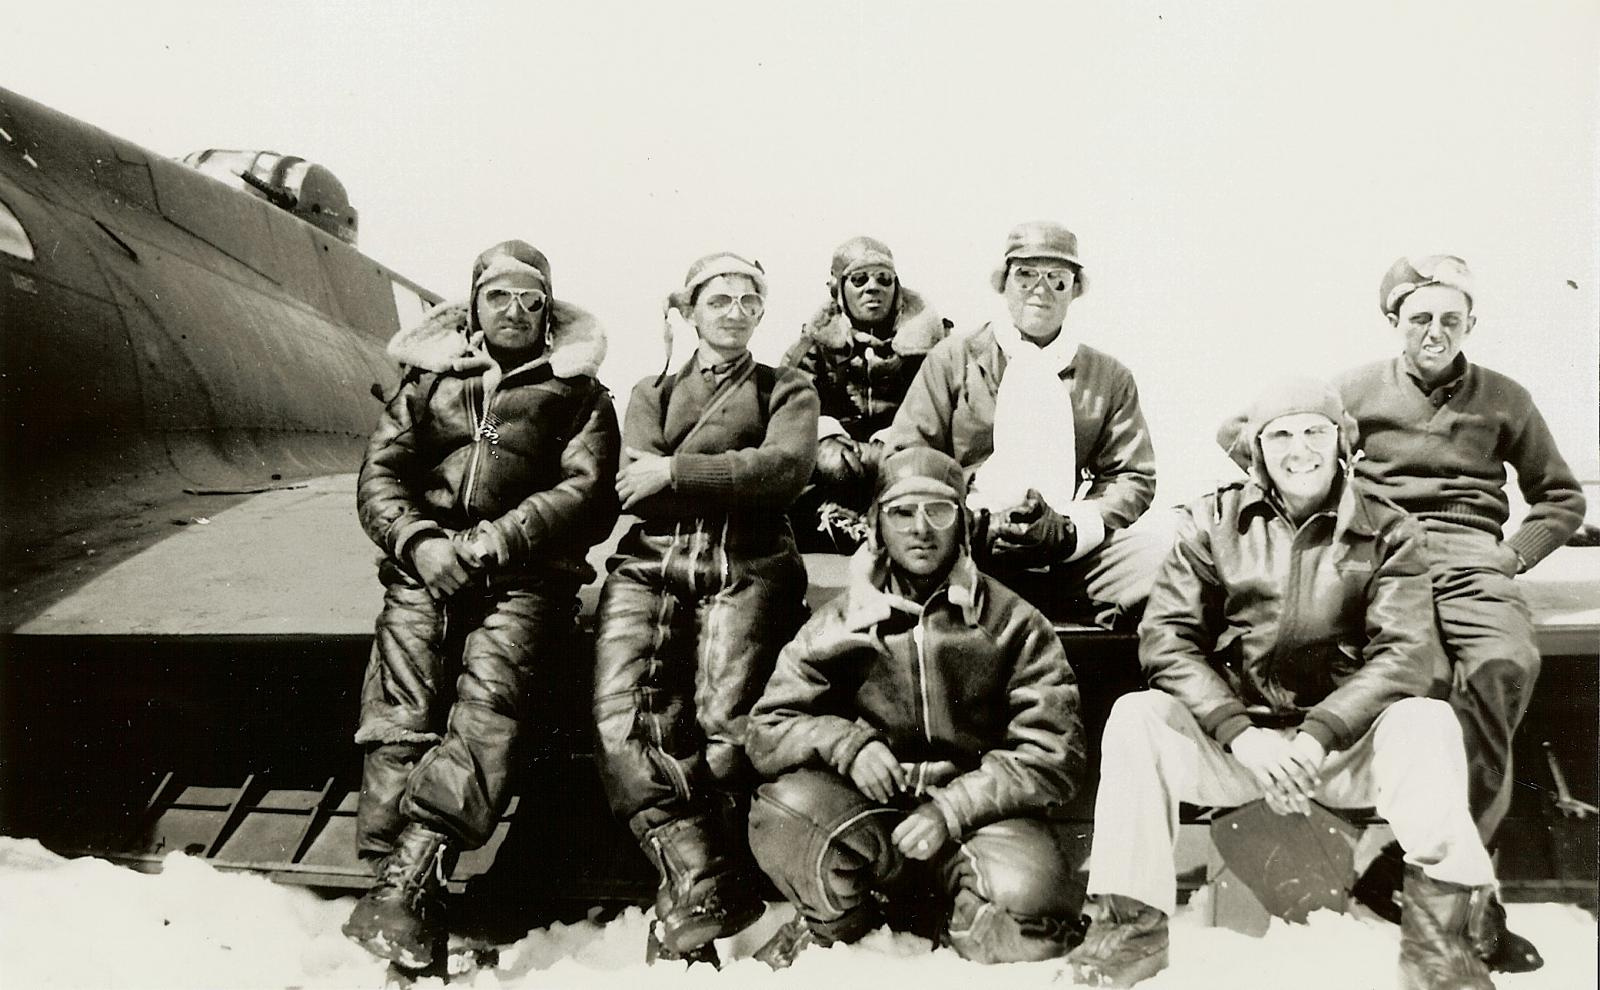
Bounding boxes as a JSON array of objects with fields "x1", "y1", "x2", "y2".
[{"x1": 11, "y1": 0, "x2": 1598, "y2": 503}]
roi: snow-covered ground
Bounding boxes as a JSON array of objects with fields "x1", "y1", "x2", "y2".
[{"x1": 1, "y1": 838, "x2": 1592, "y2": 990}]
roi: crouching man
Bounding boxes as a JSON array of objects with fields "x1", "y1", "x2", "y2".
[
  {"x1": 1068, "y1": 378, "x2": 1499, "y2": 990},
  {"x1": 348, "y1": 240, "x2": 620, "y2": 969},
  {"x1": 747, "y1": 447, "x2": 1087, "y2": 968}
]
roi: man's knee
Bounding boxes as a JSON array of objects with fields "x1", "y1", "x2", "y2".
[
  {"x1": 945, "y1": 822, "x2": 1084, "y2": 965},
  {"x1": 1102, "y1": 690, "x2": 1181, "y2": 749}
]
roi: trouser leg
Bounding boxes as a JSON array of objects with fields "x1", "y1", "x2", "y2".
[
  {"x1": 1317, "y1": 697, "x2": 1496, "y2": 889},
  {"x1": 941, "y1": 818, "x2": 1084, "y2": 963},
  {"x1": 1085, "y1": 691, "x2": 1264, "y2": 916},
  {"x1": 749, "y1": 769, "x2": 904, "y2": 943},
  {"x1": 1425, "y1": 531, "x2": 1540, "y2": 844},
  {"x1": 355, "y1": 568, "x2": 448, "y2": 859},
  {"x1": 401, "y1": 582, "x2": 572, "y2": 849},
  {"x1": 1065, "y1": 507, "x2": 1182, "y2": 609},
  {"x1": 592, "y1": 559, "x2": 700, "y2": 824},
  {"x1": 693, "y1": 539, "x2": 808, "y2": 787}
]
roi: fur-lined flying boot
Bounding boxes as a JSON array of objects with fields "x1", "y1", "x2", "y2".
[
  {"x1": 342, "y1": 823, "x2": 453, "y2": 971},
  {"x1": 1065, "y1": 894, "x2": 1169, "y2": 988},
  {"x1": 1398, "y1": 867, "x2": 1494, "y2": 990},
  {"x1": 643, "y1": 814, "x2": 764, "y2": 962}
]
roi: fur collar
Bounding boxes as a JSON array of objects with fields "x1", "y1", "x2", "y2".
[
  {"x1": 386, "y1": 298, "x2": 606, "y2": 379},
  {"x1": 800, "y1": 286, "x2": 946, "y2": 357},
  {"x1": 838, "y1": 543, "x2": 982, "y2": 632}
]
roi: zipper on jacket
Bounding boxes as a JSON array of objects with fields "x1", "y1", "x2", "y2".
[
  {"x1": 912, "y1": 620, "x2": 934, "y2": 744},
  {"x1": 461, "y1": 382, "x2": 497, "y2": 511}
]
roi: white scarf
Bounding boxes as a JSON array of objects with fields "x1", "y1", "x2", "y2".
[{"x1": 969, "y1": 316, "x2": 1105, "y2": 561}]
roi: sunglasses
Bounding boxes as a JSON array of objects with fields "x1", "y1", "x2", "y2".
[
  {"x1": 847, "y1": 271, "x2": 896, "y2": 289},
  {"x1": 482, "y1": 287, "x2": 548, "y2": 313},
  {"x1": 1260, "y1": 423, "x2": 1338, "y2": 456},
  {"x1": 703, "y1": 292, "x2": 766, "y2": 316},
  {"x1": 1011, "y1": 266, "x2": 1075, "y2": 293},
  {"x1": 881, "y1": 498, "x2": 961, "y2": 532}
]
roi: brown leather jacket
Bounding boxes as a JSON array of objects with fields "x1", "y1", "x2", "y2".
[
  {"x1": 748, "y1": 551, "x2": 1085, "y2": 836},
  {"x1": 1141, "y1": 474, "x2": 1443, "y2": 751},
  {"x1": 358, "y1": 300, "x2": 620, "y2": 584}
]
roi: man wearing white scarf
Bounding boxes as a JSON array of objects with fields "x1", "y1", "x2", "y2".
[{"x1": 885, "y1": 221, "x2": 1172, "y2": 625}]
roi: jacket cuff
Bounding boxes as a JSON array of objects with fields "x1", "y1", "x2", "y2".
[
  {"x1": 396, "y1": 521, "x2": 446, "y2": 564},
  {"x1": 1301, "y1": 709, "x2": 1348, "y2": 751},
  {"x1": 670, "y1": 453, "x2": 735, "y2": 495},
  {"x1": 830, "y1": 726, "x2": 880, "y2": 777},
  {"x1": 928, "y1": 790, "x2": 966, "y2": 840},
  {"x1": 1205, "y1": 700, "x2": 1251, "y2": 747}
]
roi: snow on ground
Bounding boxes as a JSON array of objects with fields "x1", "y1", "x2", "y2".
[{"x1": 1, "y1": 837, "x2": 1593, "y2": 990}]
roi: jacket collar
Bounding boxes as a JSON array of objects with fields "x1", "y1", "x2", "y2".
[
  {"x1": 385, "y1": 298, "x2": 606, "y2": 379},
  {"x1": 1236, "y1": 467, "x2": 1378, "y2": 539},
  {"x1": 839, "y1": 544, "x2": 983, "y2": 633},
  {"x1": 802, "y1": 286, "x2": 947, "y2": 357}
]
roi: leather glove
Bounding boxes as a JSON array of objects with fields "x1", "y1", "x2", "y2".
[
  {"x1": 815, "y1": 434, "x2": 868, "y2": 485},
  {"x1": 990, "y1": 488, "x2": 1077, "y2": 569}
]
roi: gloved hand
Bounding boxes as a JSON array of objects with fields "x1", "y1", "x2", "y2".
[
  {"x1": 815, "y1": 435, "x2": 868, "y2": 485},
  {"x1": 990, "y1": 489, "x2": 1077, "y2": 569}
]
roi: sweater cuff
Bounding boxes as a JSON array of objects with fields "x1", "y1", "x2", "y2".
[
  {"x1": 1301, "y1": 708, "x2": 1349, "y2": 751},
  {"x1": 1507, "y1": 527, "x2": 1561, "y2": 571},
  {"x1": 670, "y1": 453, "x2": 736, "y2": 495}
]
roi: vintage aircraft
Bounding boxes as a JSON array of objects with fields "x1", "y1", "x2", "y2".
[{"x1": 0, "y1": 87, "x2": 1593, "y2": 931}]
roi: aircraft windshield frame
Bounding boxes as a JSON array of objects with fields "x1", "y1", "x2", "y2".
[{"x1": 0, "y1": 195, "x2": 34, "y2": 261}]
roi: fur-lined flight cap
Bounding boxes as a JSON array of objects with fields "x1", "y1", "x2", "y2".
[
  {"x1": 990, "y1": 221, "x2": 1089, "y2": 295},
  {"x1": 830, "y1": 236, "x2": 896, "y2": 281},
  {"x1": 1218, "y1": 376, "x2": 1357, "y2": 486},
  {"x1": 1379, "y1": 255, "x2": 1474, "y2": 316},
  {"x1": 656, "y1": 251, "x2": 767, "y2": 383},
  {"x1": 875, "y1": 446, "x2": 966, "y2": 506},
  {"x1": 469, "y1": 240, "x2": 552, "y2": 336}
]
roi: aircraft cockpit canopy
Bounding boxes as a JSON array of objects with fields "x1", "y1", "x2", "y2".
[{"x1": 179, "y1": 149, "x2": 359, "y2": 245}]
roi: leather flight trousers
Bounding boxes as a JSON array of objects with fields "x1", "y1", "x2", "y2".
[
  {"x1": 355, "y1": 559, "x2": 577, "y2": 858},
  {"x1": 749, "y1": 769, "x2": 1085, "y2": 964}
]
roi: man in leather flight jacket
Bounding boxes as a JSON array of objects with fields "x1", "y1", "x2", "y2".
[
  {"x1": 745, "y1": 446, "x2": 1087, "y2": 968},
  {"x1": 1067, "y1": 378, "x2": 1500, "y2": 990}
]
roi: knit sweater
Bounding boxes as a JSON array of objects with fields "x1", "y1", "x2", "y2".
[
  {"x1": 622, "y1": 351, "x2": 819, "y2": 521},
  {"x1": 1336, "y1": 357, "x2": 1586, "y2": 568}
]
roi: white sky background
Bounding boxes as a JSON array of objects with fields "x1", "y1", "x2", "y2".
[{"x1": 11, "y1": 0, "x2": 1599, "y2": 505}]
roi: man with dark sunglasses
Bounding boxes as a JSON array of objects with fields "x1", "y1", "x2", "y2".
[
  {"x1": 782, "y1": 236, "x2": 951, "y2": 552},
  {"x1": 745, "y1": 446, "x2": 1087, "y2": 968},
  {"x1": 887, "y1": 221, "x2": 1170, "y2": 626}
]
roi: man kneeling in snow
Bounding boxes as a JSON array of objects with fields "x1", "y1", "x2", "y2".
[
  {"x1": 347, "y1": 240, "x2": 620, "y2": 970},
  {"x1": 745, "y1": 447, "x2": 1087, "y2": 967},
  {"x1": 1068, "y1": 378, "x2": 1500, "y2": 990}
]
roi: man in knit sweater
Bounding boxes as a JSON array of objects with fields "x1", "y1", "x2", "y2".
[
  {"x1": 591, "y1": 252, "x2": 819, "y2": 966},
  {"x1": 885, "y1": 221, "x2": 1172, "y2": 625},
  {"x1": 1337, "y1": 255, "x2": 1584, "y2": 972}
]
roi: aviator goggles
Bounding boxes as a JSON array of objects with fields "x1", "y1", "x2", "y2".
[
  {"x1": 702, "y1": 292, "x2": 766, "y2": 316},
  {"x1": 482, "y1": 287, "x2": 548, "y2": 313},
  {"x1": 1259, "y1": 423, "x2": 1338, "y2": 457},
  {"x1": 1010, "y1": 266, "x2": 1076, "y2": 293},
  {"x1": 881, "y1": 497, "x2": 961, "y2": 533},
  {"x1": 846, "y1": 270, "x2": 897, "y2": 289}
]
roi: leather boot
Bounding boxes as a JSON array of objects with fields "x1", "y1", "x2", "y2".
[
  {"x1": 342, "y1": 823, "x2": 453, "y2": 971},
  {"x1": 1398, "y1": 867, "x2": 1494, "y2": 990},
  {"x1": 643, "y1": 814, "x2": 765, "y2": 958},
  {"x1": 1468, "y1": 892, "x2": 1543, "y2": 973},
  {"x1": 1362, "y1": 842, "x2": 1539, "y2": 973},
  {"x1": 754, "y1": 916, "x2": 822, "y2": 970},
  {"x1": 1065, "y1": 895, "x2": 1169, "y2": 988}
]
